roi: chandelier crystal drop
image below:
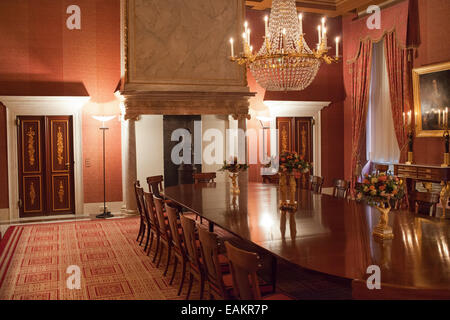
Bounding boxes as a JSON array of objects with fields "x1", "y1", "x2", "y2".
[{"x1": 229, "y1": 0, "x2": 340, "y2": 91}]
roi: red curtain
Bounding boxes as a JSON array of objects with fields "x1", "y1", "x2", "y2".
[
  {"x1": 384, "y1": 32, "x2": 414, "y2": 163},
  {"x1": 350, "y1": 40, "x2": 373, "y2": 193}
]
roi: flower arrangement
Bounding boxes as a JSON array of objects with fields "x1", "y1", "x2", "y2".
[
  {"x1": 279, "y1": 151, "x2": 310, "y2": 175},
  {"x1": 219, "y1": 157, "x2": 249, "y2": 173},
  {"x1": 356, "y1": 172, "x2": 404, "y2": 205}
]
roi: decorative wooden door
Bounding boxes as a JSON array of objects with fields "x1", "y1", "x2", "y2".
[
  {"x1": 46, "y1": 116, "x2": 75, "y2": 215},
  {"x1": 276, "y1": 117, "x2": 314, "y2": 188},
  {"x1": 17, "y1": 116, "x2": 75, "y2": 217},
  {"x1": 276, "y1": 117, "x2": 294, "y2": 152},
  {"x1": 17, "y1": 116, "x2": 46, "y2": 217},
  {"x1": 295, "y1": 118, "x2": 313, "y2": 188}
]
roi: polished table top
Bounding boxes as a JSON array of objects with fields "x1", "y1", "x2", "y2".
[{"x1": 164, "y1": 182, "x2": 450, "y2": 290}]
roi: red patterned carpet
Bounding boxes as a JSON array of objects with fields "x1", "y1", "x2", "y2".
[{"x1": 0, "y1": 217, "x2": 199, "y2": 300}]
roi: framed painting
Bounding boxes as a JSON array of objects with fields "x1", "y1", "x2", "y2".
[{"x1": 413, "y1": 61, "x2": 450, "y2": 137}]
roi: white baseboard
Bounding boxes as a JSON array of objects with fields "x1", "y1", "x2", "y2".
[{"x1": 83, "y1": 202, "x2": 124, "y2": 215}]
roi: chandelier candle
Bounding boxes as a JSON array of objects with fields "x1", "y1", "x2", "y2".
[
  {"x1": 229, "y1": 38, "x2": 234, "y2": 58},
  {"x1": 264, "y1": 15, "x2": 269, "y2": 39},
  {"x1": 298, "y1": 13, "x2": 303, "y2": 35},
  {"x1": 318, "y1": 25, "x2": 322, "y2": 45},
  {"x1": 229, "y1": 0, "x2": 340, "y2": 91},
  {"x1": 335, "y1": 37, "x2": 340, "y2": 57}
]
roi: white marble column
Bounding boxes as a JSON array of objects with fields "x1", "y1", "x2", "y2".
[{"x1": 121, "y1": 119, "x2": 138, "y2": 214}]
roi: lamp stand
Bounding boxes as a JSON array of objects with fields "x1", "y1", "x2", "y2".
[{"x1": 97, "y1": 126, "x2": 113, "y2": 219}]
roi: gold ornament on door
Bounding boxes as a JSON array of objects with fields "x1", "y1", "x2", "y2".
[
  {"x1": 26, "y1": 127, "x2": 36, "y2": 167},
  {"x1": 57, "y1": 126, "x2": 64, "y2": 165},
  {"x1": 58, "y1": 181, "x2": 65, "y2": 203}
]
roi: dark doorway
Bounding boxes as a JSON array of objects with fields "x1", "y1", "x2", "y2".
[{"x1": 163, "y1": 115, "x2": 201, "y2": 188}]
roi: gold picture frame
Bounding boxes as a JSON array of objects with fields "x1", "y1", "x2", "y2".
[{"x1": 413, "y1": 61, "x2": 450, "y2": 137}]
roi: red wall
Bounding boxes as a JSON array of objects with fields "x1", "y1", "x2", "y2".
[
  {"x1": 413, "y1": 0, "x2": 450, "y2": 165},
  {"x1": 246, "y1": 9, "x2": 345, "y2": 187},
  {"x1": 0, "y1": 0, "x2": 122, "y2": 207}
]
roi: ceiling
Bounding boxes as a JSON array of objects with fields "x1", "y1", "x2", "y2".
[{"x1": 246, "y1": 0, "x2": 400, "y2": 17}]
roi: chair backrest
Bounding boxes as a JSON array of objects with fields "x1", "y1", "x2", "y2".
[
  {"x1": 147, "y1": 175, "x2": 164, "y2": 198},
  {"x1": 165, "y1": 204, "x2": 184, "y2": 253},
  {"x1": 153, "y1": 196, "x2": 170, "y2": 240},
  {"x1": 197, "y1": 227, "x2": 227, "y2": 297},
  {"x1": 375, "y1": 164, "x2": 389, "y2": 174},
  {"x1": 414, "y1": 192, "x2": 440, "y2": 216},
  {"x1": 352, "y1": 279, "x2": 450, "y2": 300},
  {"x1": 224, "y1": 241, "x2": 261, "y2": 300},
  {"x1": 180, "y1": 216, "x2": 201, "y2": 269},
  {"x1": 143, "y1": 192, "x2": 158, "y2": 227},
  {"x1": 332, "y1": 179, "x2": 349, "y2": 199},
  {"x1": 134, "y1": 181, "x2": 143, "y2": 216},
  {"x1": 262, "y1": 174, "x2": 279, "y2": 184},
  {"x1": 135, "y1": 184, "x2": 148, "y2": 221},
  {"x1": 309, "y1": 176, "x2": 324, "y2": 193},
  {"x1": 193, "y1": 172, "x2": 216, "y2": 184}
]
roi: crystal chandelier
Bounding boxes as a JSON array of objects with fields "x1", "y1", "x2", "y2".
[{"x1": 229, "y1": 0, "x2": 340, "y2": 91}]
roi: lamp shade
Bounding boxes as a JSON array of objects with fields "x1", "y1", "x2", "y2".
[{"x1": 92, "y1": 115, "x2": 116, "y2": 123}]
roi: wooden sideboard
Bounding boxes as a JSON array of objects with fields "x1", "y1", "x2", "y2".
[{"x1": 394, "y1": 164, "x2": 450, "y2": 210}]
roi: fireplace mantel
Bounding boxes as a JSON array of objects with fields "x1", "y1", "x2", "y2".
[{"x1": 121, "y1": 90, "x2": 254, "y2": 120}]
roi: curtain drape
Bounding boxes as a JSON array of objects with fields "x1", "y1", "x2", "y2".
[
  {"x1": 384, "y1": 31, "x2": 414, "y2": 163},
  {"x1": 366, "y1": 40, "x2": 400, "y2": 164},
  {"x1": 350, "y1": 40, "x2": 373, "y2": 193}
]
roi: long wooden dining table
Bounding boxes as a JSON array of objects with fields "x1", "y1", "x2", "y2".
[{"x1": 164, "y1": 181, "x2": 450, "y2": 292}]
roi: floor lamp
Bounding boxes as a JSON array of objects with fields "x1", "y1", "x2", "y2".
[{"x1": 92, "y1": 115, "x2": 116, "y2": 219}]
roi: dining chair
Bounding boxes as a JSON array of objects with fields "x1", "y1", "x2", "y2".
[
  {"x1": 262, "y1": 174, "x2": 279, "y2": 184},
  {"x1": 147, "y1": 175, "x2": 164, "y2": 198},
  {"x1": 413, "y1": 192, "x2": 440, "y2": 216},
  {"x1": 309, "y1": 176, "x2": 324, "y2": 194},
  {"x1": 352, "y1": 279, "x2": 450, "y2": 299},
  {"x1": 332, "y1": 179, "x2": 349, "y2": 199},
  {"x1": 224, "y1": 241, "x2": 293, "y2": 300},
  {"x1": 193, "y1": 172, "x2": 216, "y2": 184},
  {"x1": 165, "y1": 204, "x2": 191, "y2": 297},
  {"x1": 197, "y1": 227, "x2": 233, "y2": 300},
  {"x1": 374, "y1": 164, "x2": 389, "y2": 174},
  {"x1": 135, "y1": 186, "x2": 154, "y2": 252},
  {"x1": 180, "y1": 215, "x2": 206, "y2": 299},
  {"x1": 134, "y1": 181, "x2": 146, "y2": 244},
  {"x1": 143, "y1": 192, "x2": 160, "y2": 260},
  {"x1": 153, "y1": 196, "x2": 173, "y2": 276}
]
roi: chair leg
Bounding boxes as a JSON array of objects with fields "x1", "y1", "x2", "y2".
[
  {"x1": 139, "y1": 224, "x2": 146, "y2": 246},
  {"x1": 163, "y1": 244, "x2": 172, "y2": 276},
  {"x1": 177, "y1": 260, "x2": 187, "y2": 296},
  {"x1": 147, "y1": 231, "x2": 154, "y2": 255},
  {"x1": 144, "y1": 226, "x2": 151, "y2": 251},
  {"x1": 199, "y1": 273, "x2": 205, "y2": 300},
  {"x1": 151, "y1": 234, "x2": 160, "y2": 262},
  {"x1": 156, "y1": 243, "x2": 164, "y2": 268},
  {"x1": 170, "y1": 256, "x2": 178, "y2": 285},
  {"x1": 186, "y1": 273, "x2": 194, "y2": 300},
  {"x1": 136, "y1": 222, "x2": 144, "y2": 241}
]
